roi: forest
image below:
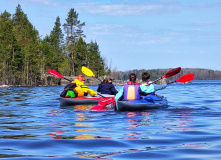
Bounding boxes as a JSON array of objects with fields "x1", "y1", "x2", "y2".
[
  {"x1": 0, "y1": 4, "x2": 110, "y2": 86},
  {"x1": 1, "y1": 5, "x2": 221, "y2": 87},
  {"x1": 112, "y1": 68, "x2": 221, "y2": 81}
]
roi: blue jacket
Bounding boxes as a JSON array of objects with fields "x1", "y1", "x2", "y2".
[{"x1": 97, "y1": 83, "x2": 118, "y2": 95}]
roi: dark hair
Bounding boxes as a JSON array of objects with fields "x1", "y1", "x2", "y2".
[
  {"x1": 142, "y1": 72, "x2": 150, "y2": 82},
  {"x1": 129, "y1": 73, "x2": 136, "y2": 84},
  {"x1": 102, "y1": 79, "x2": 108, "y2": 83}
]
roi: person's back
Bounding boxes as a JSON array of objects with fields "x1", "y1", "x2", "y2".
[
  {"x1": 139, "y1": 72, "x2": 167, "y2": 96},
  {"x1": 97, "y1": 76, "x2": 118, "y2": 95},
  {"x1": 115, "y1": 73, "x2": 140, "y2": 101}
]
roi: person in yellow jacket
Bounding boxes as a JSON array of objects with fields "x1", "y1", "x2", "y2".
[{"x1": 73, "y1": 75, "x2": 97, "y2": 97}]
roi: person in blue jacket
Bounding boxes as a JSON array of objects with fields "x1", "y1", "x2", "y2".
[
  {"x1": 97, "y1": 75, "x2": 118, "y2": 95},
  {"x1": 139, "y1": 72, "x2": 167, "y2": 96}
]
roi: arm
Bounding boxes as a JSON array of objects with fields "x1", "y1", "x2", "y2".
[
  {"x1": 97, "y1": 84, "x2": 101, "y2": 92},
  {"x1": 139, "y1": 83, "x2": 167, "y2": 96},
  {"x1": 110, "y1": 84, "x2": 118, "y2": 95},
  {"x1": 152, "y1": 83, "x2": 167, "y2": 91},
  {"x1": 115, "y1": 87, "x2": 124, "y2": 101}
]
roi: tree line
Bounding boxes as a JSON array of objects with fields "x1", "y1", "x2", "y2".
[
  {"x1": 0, "y1": 4, "x2": 110, "y2": 86},
  {"x1": 112, "y1": 68, "x2": 221, "y2": 81},
  {"x1": 1, "y1": 5, "x2": 220, "y2": 87}
]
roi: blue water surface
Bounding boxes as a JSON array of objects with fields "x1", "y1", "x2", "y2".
[{"x1": 0, "y1": 80, "x2": 221, "y2": 159}]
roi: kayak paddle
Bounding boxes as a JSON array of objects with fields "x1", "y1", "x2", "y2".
[
  {"x1": 81, "y1": 66, "x2": 101, "y2": 81},
  {"x1": 48, "y1": 69, "x2": 106, "y2": 98},
  {"x1": 169, "y1": 73, "x2": 194, "y2": 84},
  {"x1": 90, "y1": 97, "x2": 115, "y2": 111},
  {"x1": 48, "y1": 70, "x2": 72, "y2": 82},
  {"x1": 152, "y1": 67, "x2": 181, "y2": 84}
]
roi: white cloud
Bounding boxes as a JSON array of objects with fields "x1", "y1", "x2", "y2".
[
  {"x1": 194, "y1": 22, "x2": 214, "y2": 26},
  {"x1": 85, "y1": 4, "x2": 162, "y2": 16},
  {"x1": 29, "y1": 0, "x2": 53, "y2": 5}
]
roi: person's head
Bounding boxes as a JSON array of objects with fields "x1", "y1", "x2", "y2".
[
  {"x1": 77, "y1": 75, "x2": 85, "y2": 82},
  {"x1": 141, "y1": 72, "x2": 150, "y2": 82},
  {"x1": 102, "y1": 79, "x2": 108, "y2": 83},
  {"x1": 129, "y1": 73, "x2": 137, "y2": 84},
  {"x1": 105, "y1": 75, "x2": 114, "y2": 83}
]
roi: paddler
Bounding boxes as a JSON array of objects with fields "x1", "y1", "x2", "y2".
[
  {"x1": 60, "y1": 75, "x2": 97, "y2": 98},
  {"x1": 73, "y1": 75, "x2": 97, "y2": 97},
  {"x1": 115, "y1": 73, "x2": 140, "y2": 101},
  {"x1": 97, "y1": 75, "x2": 118, "y2": 95},
  {"x1": 139, "y1": 72, "x2": 167, "y2": 96}
]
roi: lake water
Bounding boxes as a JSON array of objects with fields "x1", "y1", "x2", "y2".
[{"x1": 1, "y1": 80, "x2": 221, "y2": 160}]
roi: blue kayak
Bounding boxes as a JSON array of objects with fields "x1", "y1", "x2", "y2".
[{"x1": 115, "y1": 94, "x2": 168, "y2": 111}]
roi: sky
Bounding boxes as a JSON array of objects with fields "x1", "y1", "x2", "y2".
[{"x1": 1, "y1": 0, "x2": 221, "y2": 71}]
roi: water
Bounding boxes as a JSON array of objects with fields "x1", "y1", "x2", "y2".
[{"x1": 0, "y1": 80, "x2": 221, "y2": 159}]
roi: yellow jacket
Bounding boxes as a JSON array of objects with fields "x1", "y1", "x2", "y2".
[{"x1": 74, "y1": 79, "x2": 97, "y2": 97}]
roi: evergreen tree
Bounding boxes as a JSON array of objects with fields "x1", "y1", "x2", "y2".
[
  {"x1": 74, "y1": 37, "x2": 87, "y2": 75},
  {"x1": 0, "y1": 5, "x2": 111, "y2": 86},
  {"x1": 87, "y1": 40, "x2": 108, "y2": 77},
  {"x1": 0, "y1": 10, "x2": 20, "y2": 85},
  {"x1": 12, "y1": 4, "x2": 40, "y2": 85},
  {"x1": 49, "y1": 16, "x2": 65, "y2": 72},
  {"x1": 63, "y1": 8, "x2": 85, "y2": 75}
]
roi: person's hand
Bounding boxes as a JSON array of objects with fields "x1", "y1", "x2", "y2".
[{"x1": 161, "y1": 78, "x2": 168, "y2": 84}]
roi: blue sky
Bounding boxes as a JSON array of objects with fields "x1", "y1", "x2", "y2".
[{"x1": 1, "y1": 0, "x2": 221, "y2": 71}]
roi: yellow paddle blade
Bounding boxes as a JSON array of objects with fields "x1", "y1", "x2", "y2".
[{"x1": 81, "y1": 66, "x2": 95, "y2": 77}]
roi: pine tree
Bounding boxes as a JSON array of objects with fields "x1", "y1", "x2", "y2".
[
  {"x1": 0, "y1": 10, "x2": 19, "y2": 84},
  {"x1": 87, "y1": 40, "x2": 107, "y2": 77},
  {"x1": 74, "y1": 37, "x2": 87, "y2": 75},
  {"x1": 63, "y1": 8, "x2": 85, "y2": 75},
  {"x1": 12, "y1": 4, "x2": 40, "y2": 85},
  {"x1": 49, "y1": 16, "x2": 65, "y2": 72}
]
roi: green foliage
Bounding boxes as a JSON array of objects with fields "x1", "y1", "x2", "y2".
[{"x1": 0, "y1": 5, "x2": 110, "y2": 86}]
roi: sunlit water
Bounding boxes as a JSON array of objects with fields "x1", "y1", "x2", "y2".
[{"x1": 1, "y1": 80, "x2": 221, "y2": 159}]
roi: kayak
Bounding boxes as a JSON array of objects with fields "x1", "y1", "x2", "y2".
[
  {"x1": 115, "y1": 94, "x2": 168, "y2": 111},
  {"x1": 59, "y1": 94, "x2": 115, "y2": 106}
]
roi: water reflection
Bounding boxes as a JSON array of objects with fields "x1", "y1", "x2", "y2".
[{"x1": 49, "y1": 104, "x2": 113, "y2": 140}]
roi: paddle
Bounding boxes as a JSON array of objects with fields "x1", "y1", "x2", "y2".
[
  {"x1": 48, "y1": 70, "x2": 72, "y2": 82},
  {"x1": 152, "y1": 67, "x2": 181, "y2": 84},
  {"x1": 81, "y1": 66, "x2": 101, "y2": 82},
  {"x1": 169, "y1": 73, "x2": 194, "y2": 84},
  {"x1": 90, "y1": 97, "x2": 115, "y2": 111},
  {"x1": 48, "y1": 69, "x2": 106, "y2": 98}
]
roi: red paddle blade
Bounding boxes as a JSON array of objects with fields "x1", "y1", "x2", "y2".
[
  {"x1": 177, "y1": 73, "x2": 194, "y2": 83},
  {"x1": 48, "y1": 70, "x2": 64, "y2": 79},
  {"x1": 98, "y1": 97, "x2": 115, "y2": 105},
  {"x1": 89, "y1": 104, "x2": 105, "y2": 111},
  {"x1": 162, "y1": 67, "x2": 181, "y2": 78}
]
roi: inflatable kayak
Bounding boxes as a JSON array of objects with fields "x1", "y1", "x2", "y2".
[
  {"x1": 59, "y1": 94, "x2": 115, "y2": 106},
  {"x1": 115, "y1": 94, "x2": 168, "y2": 111}
]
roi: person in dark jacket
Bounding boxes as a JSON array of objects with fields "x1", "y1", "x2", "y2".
[{"x1": 97, "y1": 76, "x2": 118, "y2": 95}]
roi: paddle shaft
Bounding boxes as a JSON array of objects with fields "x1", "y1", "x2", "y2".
[{"x1": 64, "y1": 77, "x2": 72, "y2": 82}]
